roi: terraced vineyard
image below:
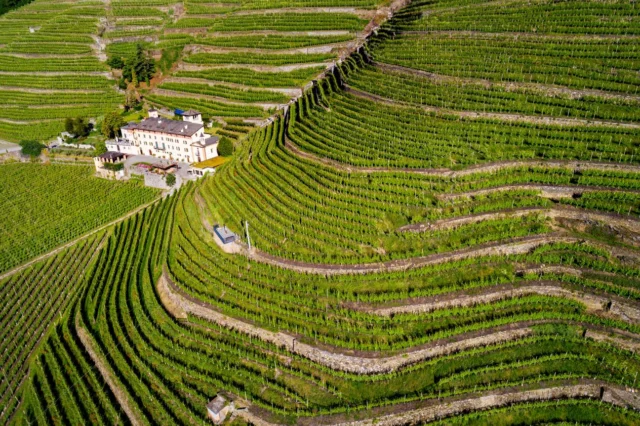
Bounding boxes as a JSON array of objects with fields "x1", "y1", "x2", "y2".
[
  {"x1": 0, "y1": 0, "x2": 392, "y2": 143},
  {"x1": 106, "y1": 0, "x2": 396, "y2": 141},
  {"x1": 2, "y1": 0, "x2": 640, "y2": 425},
  {"x1": 0, "y1": 0, "x2": 120, "y2": 143}
]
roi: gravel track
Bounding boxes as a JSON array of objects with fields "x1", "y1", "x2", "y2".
[
  {"x1": 284, "y1": 136, "x2": 640, "y2": 177},
  {"x1": 346, "y1": 85, "x2": 640, "y2": 129}
]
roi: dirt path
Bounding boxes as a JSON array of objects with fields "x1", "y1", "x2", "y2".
[
  {"x1": 399, "y1": 205, "x2": 640, "y2": 234},
  {"x1": 0, "y1": 197, "x2": 161, "y2": 282},
  {"x1": 438, "y1": 183, "x2": 640, "y2": 201},
  {"x1": 332, "y1": 383, "x2": 640, "y2": 426},
  {"x1": 160, "y1": 270, "x2": 537, "y2": 373},
  {"x1": 186, "y1": 42, "x2": 350, "y2": 56},
  {"x1": 230, "y1": 7, "x2": 376, "y2": 19},
  {"x1": 76, "y1": 323, "x2": 142, "y2": 426},
  {"x1": 346, "y1": 85, "x2": 640, "y2": 129},
  {"x1": 153, "y1": 87, "x2": 280, "y2": 110},
  {"x1": 236, "y1": 381, "x2": 639, "y2": 425},
  {"x1": 356, "y1": 280, "x2": 640, "y2": 323},
  {"x1": 375, "y1": 62, "x2": 640, "y2": 103},
  {"x1": 178, "y1": 62, "x2": 332, "y2": 73},
  {"x1": 283, "y1": 136, "x2": 640, "y2": 177},
  {"x1": 161, "y1": 269, "x2": 640, "y2": 375},
  {"x1": 243, "y1": 234, "x2": 576, "y2": 275},
  {"x1": 164, "y1": 77, "x2": 303, "y2": 96}
]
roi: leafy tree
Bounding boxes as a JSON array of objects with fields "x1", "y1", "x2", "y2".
[
  {"x1": 107, "y1": 56, "x2": 125, "y2": 69},
  {"x1": 0, "y1": 0, "x2": 33, "y2": 16},
  {"x1": 124, "y1": 90, "x2": 139, "y2": 111},
  {"x1": 73, "y1": 118, "x2": 91, "y2": 137},
  {"x1": 165, "y1": 173, "x2": 176, "y2": 187},
  {"x1": 217, "y1": 137, "x2": 234, "y2": 157},
  {"x1": 19, "y1": 140, "x2": 45, "y2": 158},
  {"x1": 94, "y1": 141, "x2": 107, "y2": 155},
  {"x1": 64, "y1": 117, "x2": 90, "y2": 137},
  {"x1": 122, "y1": 44, "x2": 155, "y2": 87},
  {"x1": 102, "y1": 111, "x2": 125, "y2": 139},
  {"x1": 64, "y1": 117, "x2": 74, "y2": 134}
]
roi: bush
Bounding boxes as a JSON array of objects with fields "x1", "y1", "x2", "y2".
[
  {"x1": 217, "y1": 137, "x2": 234, "y2": 157},
  {"x1": 102, "y1": 111, "x2": 125, "y2": 139},
  {"x1": 107, "y1": 56, "x2": 125, "y2": 70},
  {"x1": 102, "y1": 162, "x2": 124, "y2": 171},
  {"x1": 19, "y1": 140, "x2": 45, "y2": 157},
  {"x1": 64, "y1": 117, "x2": 91, "y2": 138},
  {"x1": 165, "y1": 173, "x2": 176, "y2": 187}
]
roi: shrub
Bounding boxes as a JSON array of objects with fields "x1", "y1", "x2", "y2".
[
  {"x1": 217, "y1": 137, "x2": 234, "y2": 157},
  {"x1": 102, "y1": 111, "x2": 125, "y2": 139},
  {"x1": 19, "y1": 140, "x2": 45, "y2": 157},
  {"x1": 165, "y1": 173, "x2": 176, "y2": 187}
]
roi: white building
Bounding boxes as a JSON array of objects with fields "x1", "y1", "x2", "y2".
[
  {"x1": 206, "y1": 395, "x2": 233, "y2": 424},
  {"x1": 107, "y1": 109, "x2": 219, "y2": 163}
]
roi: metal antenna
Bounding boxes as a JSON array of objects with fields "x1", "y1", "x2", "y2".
[{"x1": 245, "y1": 221, "x2": 252, "y2": 250}]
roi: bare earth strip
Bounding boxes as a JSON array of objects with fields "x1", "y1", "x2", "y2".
[
  {"x1": 153, "y1": 88, "x2": 280, "y2": 110},
  {"x1": 375, "y1": 62, "x2": 640, "y2": 103},
  {"x1": 438, "y1": 183, "x2": 640, "y2": 201},
  {"x1": 244, "y1": 234, "x2": 578, "y2": 275},
  {"x1": 334, "y1": 383, "x2": 640, "y2": 426},
  {"x1": 160, "y1": 269, "x2": 534, "y2": 374},
  {"x1": 345, "y1": 85, "x2": 640, "y2": 129},
  {"x1": 358, "y1": 281, "x2": 640, "y2": 323},
  {"x1": 0, "y1": 197, "x2": 161, "y2": 282},
  {"x1": 399, "y1": 205, "x2": 640, "y2": 234},
  {"x1": 160, "y1": 270, "x2": 640, "y2": 375},
  {"x1": 235, "y1": 381, "x2": 640, "y2": 425},
  {"x1": 76, "y1": 323, "x2": 143, "y2": 426},
  {"x1": 283, "y1": 136, "x2": 640, "y2": 177}
]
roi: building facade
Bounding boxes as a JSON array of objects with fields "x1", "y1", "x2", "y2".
[{"x1": 107, "y1": 109, "x2": 219, "y2": 163}]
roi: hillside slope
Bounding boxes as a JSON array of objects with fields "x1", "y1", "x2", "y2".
[{"x1": 3, "y1": 0, "x2": 640, "y2": 425}]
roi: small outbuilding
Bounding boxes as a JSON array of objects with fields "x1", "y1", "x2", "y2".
[
  {"x1": 206, "y1": 395, "x2": 233, "y2": 424},
  {"x1": 214, "y1": 225, "x2": 237, "y2": 245},
  {"x1": 94, "y1": 151, "x2": 128, "y2": 180}
]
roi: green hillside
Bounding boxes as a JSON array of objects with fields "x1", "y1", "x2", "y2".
[{"x1": 2, "y1": 0, "x2": 640, "y2": 425}]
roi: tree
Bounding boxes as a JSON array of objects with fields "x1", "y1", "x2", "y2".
[
  {"x1": 63, "y1": 117, "x2": 91, "y2": 138},
  {"x1": 72, "y1": 118, "x2": 91, "y2": 137},
  {"x1": 217, "y1": 137, "x2": 234, "y2": 157},
  {"x1": 94, "y1": 141, "x2": 107, "y2": 155},
  {"x1": 124, "y1": 90, "x2": 139, "y2": 111},
  {"x1": 107, "y1": 56, "x2": 124, "y2": 69},
  {"x1": 102, "y1": 111, "x2": 125, "y2": 139},
  {"x1": 64, "y1": 117, "x2": 74, "y2": 134},
  {"x1": 122, "y1": 44, "x2": 155, "y2": 87},
  {"x1": 20, "y1": 140, "x2": 45, "y2": 158},
  {"x1": 165, "y1": 173, "x2": 176, "y2": 187}
]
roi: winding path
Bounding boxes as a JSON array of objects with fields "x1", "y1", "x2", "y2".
[
  {"x1": 159, "y1": 270, "x2": 640, "y2": 375},
  {"x1": 230, "y1": 234, "x2": 582, "y2": 275},
  {"x1": 399, "y1": 205, "x2": 640, "y2": 234},
  {"x1": 346, "y1": 85, "x2": 640, "y2": 129},
  {"x1": 284, "y1": 136, "x2": 640, "y2": 177},
  {"x1": 76, "y1": 322, "x2": 142, "y2": 426},
  {"x1": 355, "y1": 280, "x2": 640, "y2": 322}
]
